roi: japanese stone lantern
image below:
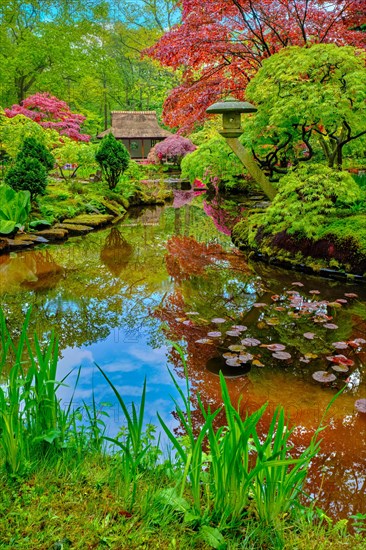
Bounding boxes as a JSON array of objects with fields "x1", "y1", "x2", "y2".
[
  {"x1": 206, "y1": 98, "x2": 257, "y2": 138},
  {"x1": 206, "y1": 97, "x2": 277, "y2": 200}
]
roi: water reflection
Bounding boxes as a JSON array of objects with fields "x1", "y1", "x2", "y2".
[{"x1": 1, "y1": 196, "x2": 366, "y2": 520}]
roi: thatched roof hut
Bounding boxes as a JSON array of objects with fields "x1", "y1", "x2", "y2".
[{"x1": 97, "y1": 111, "x2": 172, "y2": 159}]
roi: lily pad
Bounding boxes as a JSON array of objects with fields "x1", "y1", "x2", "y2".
[
  {"x1": 352, "y1": 338, "x2": 366, "y2": 345},
  {"x1": 309, "y1": 290, "x2": 320, "y2": 295},
  {"x1": 207, "y1": 331, "x2": 222, "y2": 338},
  {"x1": 228, "y1": 344, "x2": 245, "y2": 352},
  {"x1": 253, "y1": 303, "x2": 267, "y2": 308},
  {"x1": 355, "y1": 399, "x2": 366, "y2": 413},
  {"x1": 226, "y1": 330, "x2": 241, "y2": 337},
  {"x1": 303, "y1": 332, "x2": 315, "y2": 340},
  {"x1": 327, "y1": 354, "x2": 354, "y2": 367},
  {"x1": 238, "y1": 353, "x2": 254, "y2": 363},
  {"x1": 195, "y1": 338, "x2": 213, "y2": 344},
  {"x1": 291, "y1": 282, "x2": 304, "y2": 287},
  {"x1": 226, "y1": 358, "x2": 242, "y2": 367},
  {"x1": 266, "y1": 344, "x2": 286, "y2": 351},
  {"x1": 344, "y1": 293, "x2": 358, "y2": 299},
  {"x1": 332, "y1": 364, "x2": 349, "y2": 373},
  {"x1": 211, "y1": 318, "x2": 226, "y2": 324},
  {"x1": 223, "y1": 352, "x2": 239, "y2": 359},
  {"x1": 332, "y1": 341, "x2": 348, "y2": 350},
  {"x1": 312, "y1": 371, "x2": 337, "y2": 383},
  {"x1": 272, "y1": 351, "x2": 292, "y2": 360},
  {"x1": 231, "y1": 325, "x2": 247, "y2": 331},
  {"x1": 323, "y1": 323, "x2": 338, "y2": 330},
  {"x1": 335, "y1": 299, "x2": 348, "y2": 304},
  {"x1": 241, "y1": 338, "x2": 261, "y2": 347}
]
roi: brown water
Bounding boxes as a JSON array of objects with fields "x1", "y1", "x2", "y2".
[{"x1": 1, "y1": 192, "x2": 366, "y2": 520}]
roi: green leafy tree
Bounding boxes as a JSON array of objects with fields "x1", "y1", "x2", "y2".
[
  {"x1": 16, "y1": 136, "x2": 55, "y2": 172},
  {"x1": 95, "y1": 133, "x2": 130, "y2": 189},
  {"x1": 53, "y1": 138, "x2": 98, "y2": 181},
  {"x1": 5, "y1": 157, "x2": 47, "y2": 200},
  {"x1": 244, "y1": 44, "x2": 366, "y2": 175}
]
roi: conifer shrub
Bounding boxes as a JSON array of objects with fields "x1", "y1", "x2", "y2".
[
  {"x1": 5, "y1": 157, "x2": 47, "y2": 200},
  {"x1": 95, "y1": 133, "x2": 130, "y2": 190},
  {"x1": 16, "y1": 136, "x2": 55, "y2": 172}
]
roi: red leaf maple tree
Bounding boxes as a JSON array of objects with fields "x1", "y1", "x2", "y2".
[
  {"x1": 5, "y1": 93, "x2": 90, "y2": 142},
  {"x1": 146, "y1": 0, "x2": 366, "y2": 131}
]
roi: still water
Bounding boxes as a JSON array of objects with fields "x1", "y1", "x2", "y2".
[{"x1": 1, "y1": 191, "x2": 366, "y2": 520}]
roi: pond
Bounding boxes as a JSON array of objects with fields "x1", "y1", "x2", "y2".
[{"x1": 1, "y1": 190, "x2": 366, "y2": 521}]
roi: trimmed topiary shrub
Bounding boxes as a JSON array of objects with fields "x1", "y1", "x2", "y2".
[
  {"x1": 95, "y1": 133, "x2": 130, "y2": 190},
  {"x1": 16, "y1": 136, "x2": 55, "y2": 172},
  {"x1": 5, "y1": 157, "x2": 47, "y2": 200}
]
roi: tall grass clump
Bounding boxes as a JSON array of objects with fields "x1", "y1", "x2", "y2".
[
  {"x1": 0, "y1": 310, "x2": 80, "y2": 475},
  {"x1": 155, "y1": 345, "x2": 322, "y2": 536}
]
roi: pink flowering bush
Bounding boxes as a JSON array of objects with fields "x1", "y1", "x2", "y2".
[
  {"x1": 154, "y1": 135, "x2": 196, "y2": 166},
  {"x1": 5, "y1": 93, "x2": 90, "y2": 142}
]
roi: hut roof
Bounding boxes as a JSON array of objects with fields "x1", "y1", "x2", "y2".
[{"x1": 97, "y1": 111, "x2": 172, "y2": 139}]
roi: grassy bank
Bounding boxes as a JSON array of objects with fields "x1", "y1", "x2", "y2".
[{"x1": 1, "y1": 311, "x2": 366, "y2": 549}]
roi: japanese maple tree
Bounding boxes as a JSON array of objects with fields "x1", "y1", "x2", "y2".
[
  {"x1": 5, "y1": 93, "x2": 90, "y2": 142},
  {"x1": 146, "y1": 0, "x2": 366, "y2": 131}
]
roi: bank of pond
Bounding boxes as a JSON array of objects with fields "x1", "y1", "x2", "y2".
[{"x1": 1, "y1": 191, "x2": 366, "y2": 548}]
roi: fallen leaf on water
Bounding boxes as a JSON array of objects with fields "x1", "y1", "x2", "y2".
[
  {"x1": 327, "y1": 354, "x2": 354, "y2": 367},
  {"x1": 266, "y1": 318, "x2": 280, "y2": 326},
  {"x1": 271, "y1": 294, "x2": 281, "y2": 301},
  {"x1": 257, "y1": 321, "x2": 267, "y2": 329},
  {"x1": 252, "y1": 359, "x2": 265, "y2": 367},
  {"x1": 305, "y1": 352, "x2": 318, "y2": 359}
]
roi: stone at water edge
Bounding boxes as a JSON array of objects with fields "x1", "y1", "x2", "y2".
[{"x1": 355, "y1": 399, "x2": 366, "y2": 413}]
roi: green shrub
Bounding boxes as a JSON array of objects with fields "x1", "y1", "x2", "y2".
[
  {"x1": 5, "y1": 157, "x2": 47, "y2": 200},
  {"x1": 181, "y1": 136, "x2": 245, "y2": 188},
  {"x1": 16, "y1": 136, "x2": 55, "y2": 172},
  {"x1": 259, "y1": 164, "x2": 364, "y2": 239},
  {"x1": 95, "y1": 133, "x2": 130, "y2": 190}
]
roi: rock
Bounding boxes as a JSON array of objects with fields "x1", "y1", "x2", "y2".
[
  {"x1": 62, "y1": 214, "x2": 114, "y2": 227},
  {"x1": 54, "y1": 223, "x2": 94, "y2": 236},
  {"x1": 34, "y1": 228, "x2": 69, "y2": 241},
  {"x1": 99, "y1": 199, "x2": 125, "y2": 217},
  {"x1": 0, "y1": 238, "x2": 9, "y2": 253},
  {"x1": 6, "y1": 238, "x2": 35, "y2": 250}
]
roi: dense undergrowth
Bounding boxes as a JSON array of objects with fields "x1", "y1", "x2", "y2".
[
  {"x1": 232, "y1": 165, "x2": 366, "y2": 275},
  {"x1": 1, "y1": 310, "x2": 366, "y2": 549}
]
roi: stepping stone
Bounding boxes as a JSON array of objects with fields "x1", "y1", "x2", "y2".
[
  {"x1": 34, "y1": 228, "x2": 69, "y2": 241},
  {"x1": 55, "y1": 223, "x2": 94, "y2": 236},
  {"x1": 62, "y1": 214, "x2": 114, "y2": 227}
]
